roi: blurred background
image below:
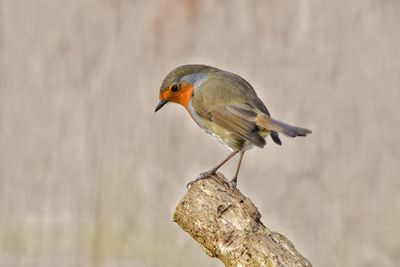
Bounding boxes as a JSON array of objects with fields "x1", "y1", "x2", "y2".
[{"x1": 1, "y1": 0, "x2": 399, "y2": 266}]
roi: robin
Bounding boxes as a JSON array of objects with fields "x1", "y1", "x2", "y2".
[{"x1": 155, "y1": 64, "x2": 311, "y2": 187}]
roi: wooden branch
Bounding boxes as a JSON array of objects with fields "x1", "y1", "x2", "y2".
[{"x1": 173, "y1": 173, "x2": 312, "y2": 267}]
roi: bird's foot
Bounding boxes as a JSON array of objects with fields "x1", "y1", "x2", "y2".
[
  {"x1": 186, "y1": 169, "x2": 216, "y2": 188},
  {"x1": 229, "y1": 178, "x2": 237, "y2": 188},
  {"x1": 198, "y1": 169, "x2": 217, "y2": 179}
]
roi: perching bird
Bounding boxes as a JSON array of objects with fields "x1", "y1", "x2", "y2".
[{"x1": 155, "y1": 65, "x2": 311, "y2": 187}]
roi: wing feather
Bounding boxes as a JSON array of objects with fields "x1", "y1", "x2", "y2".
[{"x1": 209, "y1": 105, "x2": 266, "y2": 148}]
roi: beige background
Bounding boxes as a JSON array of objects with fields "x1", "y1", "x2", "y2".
[{"x1": 1, "y1": 0, "x2": 399, "y2": 266}]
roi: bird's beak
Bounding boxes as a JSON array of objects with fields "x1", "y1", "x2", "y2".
[{"x1": 154, "y1": 99, "x2": 168, "y2": 112}]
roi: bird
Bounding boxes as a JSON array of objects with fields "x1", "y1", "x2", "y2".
[{"x1": 155, "y1": 64, "x2": 311, "y2": 187}]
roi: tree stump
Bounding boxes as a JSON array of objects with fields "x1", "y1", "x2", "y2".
[{"x1": 173, "y1": 173, "x2": 312, "y2": 267}]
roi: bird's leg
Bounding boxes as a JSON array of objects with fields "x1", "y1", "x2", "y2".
[
  {"x1": 230, "y1": 150, "x2": 245, "y2": 187},
  {"x1": 199, "y1": 150, "x2": 240, "y2": 178},
  {"x1": 187, "y1": 150, "x2": 240, "y2": 188}
]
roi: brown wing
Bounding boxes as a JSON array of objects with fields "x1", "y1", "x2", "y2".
[{"x1": 205, "y1": 103, "x2": 266, "y2": 148}]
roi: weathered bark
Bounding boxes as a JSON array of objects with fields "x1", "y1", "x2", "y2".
[{"x1": 173, "y1": 173, "x2": 312, "y2": 267}]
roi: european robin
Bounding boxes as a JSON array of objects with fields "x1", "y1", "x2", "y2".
[{"x1": 155, "y1": 65, "x2": 311, "y2": 187}]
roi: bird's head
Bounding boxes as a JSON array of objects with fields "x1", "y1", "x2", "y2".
[{"x1": 154, "y1": 64, "x2": 214, "y2": 112}]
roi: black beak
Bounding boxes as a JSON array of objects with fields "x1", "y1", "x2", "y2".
[{"x1": 154, "y1": 99, "x2": 168, "y2": 112}]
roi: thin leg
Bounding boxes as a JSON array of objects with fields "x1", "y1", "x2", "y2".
[
  {"x1": 187, "y1": 150, "x2": 240, "y2": 188},
  {"x1": 206, "y1": 149, "x2": 240, "y2": 175},
  {"x1": 231, "y1": 151, "x2": 245, "y2": 187}
]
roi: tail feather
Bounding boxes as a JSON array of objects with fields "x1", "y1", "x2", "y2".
[
  {"x1": 270, "y1": 131, "x2": 282, "y2": 145},
  {"x1": 256, "y1": 114, "x2": 312, "y2": 138}
]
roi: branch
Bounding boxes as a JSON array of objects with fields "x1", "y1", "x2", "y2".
[{"x1": 173, "y1": 173, "x2": 312, "y2": 267}]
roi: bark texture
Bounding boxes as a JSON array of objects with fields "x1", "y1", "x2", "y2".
[{"x1": 173, "y1": 173, "x2": 312, "y2": 267}]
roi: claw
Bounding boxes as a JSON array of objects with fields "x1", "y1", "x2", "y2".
[
  {"x1": 229, "y1": 179, "x2": 237, "y2": 188},
  {"x1": 186, "y1": 169, "x2": 216, "y2": 188},
  {"x1": 198, "y1": 169, "x2": 215, "y2": 179}
]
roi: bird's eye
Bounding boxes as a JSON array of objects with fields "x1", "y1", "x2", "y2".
[{"x1": 171, "y1": 84, "x2": 179, "y2": 93}]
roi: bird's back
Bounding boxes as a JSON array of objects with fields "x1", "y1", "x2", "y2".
[{"x1": 194, "y1": 68, "x2": 271, "y2": 116}]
